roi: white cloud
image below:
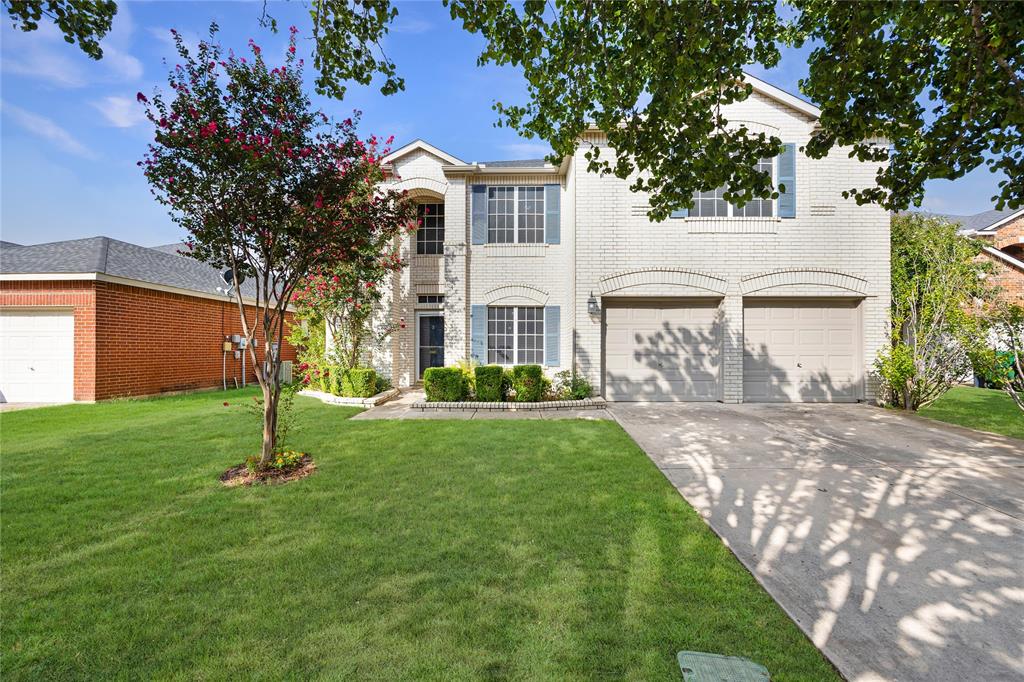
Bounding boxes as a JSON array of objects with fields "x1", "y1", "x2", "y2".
[
  {"x1": 0, "y1": 6, "x2": 142, "y2": 86},
  {"x1": 0, "y1": 101, "x2": 96, "y2": 158},
  {"x1": 92, "y1": 96, "x2": 146, "y2": 128},
  {"x1": 392, "y1": 17, "x2": 433, "y2": 34},
  {"x1": 1, "y1": 23, "x2": 87, "y2": 87},
  {"x1": 103, "y1": 45, "x2": 144, "y2": 80},
  {"x1": 499, "y1": 142, "x2": 553, "y2": 159}
]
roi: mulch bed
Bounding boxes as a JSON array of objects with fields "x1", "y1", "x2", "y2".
[{"x1": 219, "y1": 455, "x2": 316, "y2": 487}]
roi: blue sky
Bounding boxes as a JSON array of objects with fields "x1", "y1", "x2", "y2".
[{"x1": 0, "y1": 1, "x2": 1007, "y2": 247}]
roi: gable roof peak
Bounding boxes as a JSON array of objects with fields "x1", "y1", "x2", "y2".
[{"x1": 382, "y1": 139, "x2": 465, "y2": 166}]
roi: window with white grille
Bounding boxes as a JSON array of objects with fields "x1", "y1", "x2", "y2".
[
  {"x1": 488, "y1": 186, "x2": 544, "y2": 243},
  {"x1": 416, "y1": 203, "x2": 445, "y2": 254},
  {"x1": 487, "y1": 306, "x2": 544, "y2": 365}
]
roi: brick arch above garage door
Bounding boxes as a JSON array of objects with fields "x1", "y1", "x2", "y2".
[
  {"x1": 599, "y1": 268, "x2": 728, "y2": 296},
  {"x1": 740, "y1": 268, "x2": 869, "y2": 296}
]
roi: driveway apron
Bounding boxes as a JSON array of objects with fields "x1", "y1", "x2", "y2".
[{"x1": 609, "y1": 402, "x2": 1024, "y2": 682}]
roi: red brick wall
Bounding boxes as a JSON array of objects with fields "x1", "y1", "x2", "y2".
[
  {"x1": 1, "y1": 279, "x2": 297, "y2": 401},
  {"x1": 980, "y1": 251, "x2": 1024, "y2": 305},
  {"x1": 0, "y1": 280, "x2": 97, "y2": 401},
  {"x1": 93, "y1": 282, "x2": 297, "y2": 399},
  {"x1": 993, "y1": 214, "x2": 1024, "y2": 261}
]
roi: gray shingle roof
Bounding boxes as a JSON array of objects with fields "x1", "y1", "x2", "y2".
[
  {"x1": 925, "y1": 207, "x2": 1021, "y2": 233},
  {"x1": 0, "y1": 241, "x2": 22, "y2": 249},
  {"x1": 0, "y1": 236, "x2": 256, "y2": 298},
  {"x1": 477, "y1": 159, "x2": 551, "y2": 168}
]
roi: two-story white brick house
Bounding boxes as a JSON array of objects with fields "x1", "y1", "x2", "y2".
[{"x1": 371, "y1": 74, "x2": 890, "y2": 403}]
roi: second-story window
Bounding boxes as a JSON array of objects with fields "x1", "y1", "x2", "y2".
[
  {"x1": 689, "y1": 159, "x2": 774, "y2": 218},
  {"x1": 488, "y1": 186, "x2": 544, "y2": 243},
  {"x1": 416, "y1": 203, "x2": 445, "y2": 254}
]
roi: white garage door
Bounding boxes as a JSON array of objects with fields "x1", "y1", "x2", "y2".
[
  {"x1": 604, "y1": 299, "x2": 721, "y2": 401},
  {"x1": 0, "y1": 311, "x2": 75, "y2": 403},
  {"x1": 743, "y1": 300, "x2": 861, "y2": 402}
]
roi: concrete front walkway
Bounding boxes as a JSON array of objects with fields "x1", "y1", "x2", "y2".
[
  {"x1": 609, "y1": 402, "x2": 1024, "y2": 682},
  {"x1": 350, "y1": 390, "x2": 612, "y2": 420},
  {"x1": 0, "y1": 402, "x2": 70, "y2": 412}
]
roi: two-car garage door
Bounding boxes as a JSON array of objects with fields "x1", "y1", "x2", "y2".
[
  {"x1": 602, "y1": 298, "x2": 861, "y2": 402},
  {"x1": 0, "y1": 311, "x2": 75, "y2": 403},
  {"x1": 743, "y1": 300, "x2": 861, "y2": 402},
  {"x1": 604, "y1": 299, "x2": 721, "y2": 401}
]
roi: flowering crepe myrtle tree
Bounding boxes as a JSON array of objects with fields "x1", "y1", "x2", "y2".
[
  {"x1": 291, "y1": 257, "x2": 407, "y2": 375},
  {"x1": 138, "y1": 24, "x2": 415, "y2": 466}
]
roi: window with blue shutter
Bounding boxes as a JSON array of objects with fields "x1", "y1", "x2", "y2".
[
  {"x1": 544, "y1": 306, "x2": 560, "y2": 366},
  {"x1": 544, "y1": 184, "x2": 560, "y2": 244},
  {"x1": 471, "y1": 185, "x2": 487, "y2": 244},
  {"x1": 470, "y1": 305, "x2": 487, "y2": 362},
  {"x1": 777, "y1": 143, "x2": 796, "y2": 218}
]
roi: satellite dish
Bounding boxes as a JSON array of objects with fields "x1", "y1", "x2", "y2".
[{"x1": 221, "y1": 268, "x2": 246, "y2": 287}]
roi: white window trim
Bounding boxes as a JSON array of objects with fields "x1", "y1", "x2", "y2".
[
  {"x1": 487, "y1": 186, "x2": 545, "y2": 244},
  {"x1": 487, "y1": 305, "x2": 544, "y2": 366}
]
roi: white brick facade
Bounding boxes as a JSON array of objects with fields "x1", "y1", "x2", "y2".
[{"x1": 372, "y1": 82, "x2": 890, "y2": 403}]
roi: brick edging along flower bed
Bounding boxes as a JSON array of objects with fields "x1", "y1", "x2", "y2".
[
  {"x1": 412, "y1": 397, "x2": 607, "y2": 411},
  {"x1": 299, "y1": 388, "x2": 400, "y2": 407}
]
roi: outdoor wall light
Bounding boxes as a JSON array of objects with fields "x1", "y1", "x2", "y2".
[{"x1": 587, "y1": 293, "x2": 600, "y2": 316}]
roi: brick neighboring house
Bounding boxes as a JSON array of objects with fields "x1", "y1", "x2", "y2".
[
  {"x1": 367, "y1": 74, "x2": 891, "y2": 403},
  {"x1": 941, "y1": 208, "x2": 1024, "y2": 305},
  {"x1": 0, "y1": 237, "x2": 296, "y2": 403}
]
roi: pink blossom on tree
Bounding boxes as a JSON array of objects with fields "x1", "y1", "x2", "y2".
[{"x1": 138, "y1": 24, "x2": 415, "y2": 467}]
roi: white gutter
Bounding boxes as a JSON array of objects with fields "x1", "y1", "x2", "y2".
[
  {"x1": 984, "y1": 246, "x2": 1024, "y2": 271},
  {"x1": 441, "y1": 163, "x2": 565, "y2": 175}
]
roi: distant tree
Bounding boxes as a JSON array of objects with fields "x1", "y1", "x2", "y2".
[
  {"x1": 986, "y1": 303, "x2": 1024, "y2": 412},
  {"x1": 2, "y1": 0, "x2": 117, "y2": 58},
  {"x1": 138, "y1": 25, "x2": 414, "y2": 466},
  {"x1": 440, "y1": 0, "x2": 1023, "y2": 218},
  {"x1": 876, "y1": 214, "x2": 991, "y2": 410}
]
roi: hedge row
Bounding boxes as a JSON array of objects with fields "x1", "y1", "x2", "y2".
[
  {"x1": 424, "y1": 364, "x2": 576, "y2": 403},
  {"x1": 317, "y1": 366, "x2": 379, "y2": 398}
]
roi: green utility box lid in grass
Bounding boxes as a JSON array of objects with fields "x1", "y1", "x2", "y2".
[{"x1": 677, "y1": 652, "x2": 770, "y2": 681}]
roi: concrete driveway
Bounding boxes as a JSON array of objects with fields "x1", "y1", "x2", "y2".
[{"x1": 609, "y1": 402, "x2": 1024, "y2": 682}]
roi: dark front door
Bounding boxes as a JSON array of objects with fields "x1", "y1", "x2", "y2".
[{"x1": 418, "y1": 314, "x2": 445, "y2": 378}]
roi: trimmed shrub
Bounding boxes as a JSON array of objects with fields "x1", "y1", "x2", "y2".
[
  {"x1": 511, "y1": 364, "x2": 545, "y2": 402},
  {"x1": 474, "y1": 365, "x2": 507, "y2": 402},
  {"x1": 423, "y1": 367, "x2": 466, "y2": 402},
  {"x1": 341, "y1": 368, "x2": 378, "y2": 398}
]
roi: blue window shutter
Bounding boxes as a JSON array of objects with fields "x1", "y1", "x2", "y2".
[
  {"x1": 471, "y1": 305, "x2": 487, "y2": 362},
  {"x1": 471, "y1": 185, "x2": 487, "y2": 244},
  {"x1": 544, "y1": 306, "x2": 560, "y2": 367},
  {"x1": 670, "y1": 207, "x2": 688, "y2": 218},
  {"x1": 544, "y1": 184, "x2": 560, "y2": 244},
  {"x1": 778, "y1": 143, "x2": 796, "y2": 218}
]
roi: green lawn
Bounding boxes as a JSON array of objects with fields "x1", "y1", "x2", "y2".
[
  {"x1": 919, "y1": 385, "x2": 1024, "y2": 440},
  {"x1": 1, "y1": 390, "x2": 837, "y2": 680}
]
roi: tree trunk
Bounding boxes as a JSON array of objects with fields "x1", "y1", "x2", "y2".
[{"x1": 259, "y1": 382, "x2": 279, "y2": 466}]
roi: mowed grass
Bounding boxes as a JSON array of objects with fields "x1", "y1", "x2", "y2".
[
  {"x1": 919, "y1": 385, "x2": 1024, "y2": 440},
  {"x1": 1, "y1": 389, "x2": 838, "y2": 680}
]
